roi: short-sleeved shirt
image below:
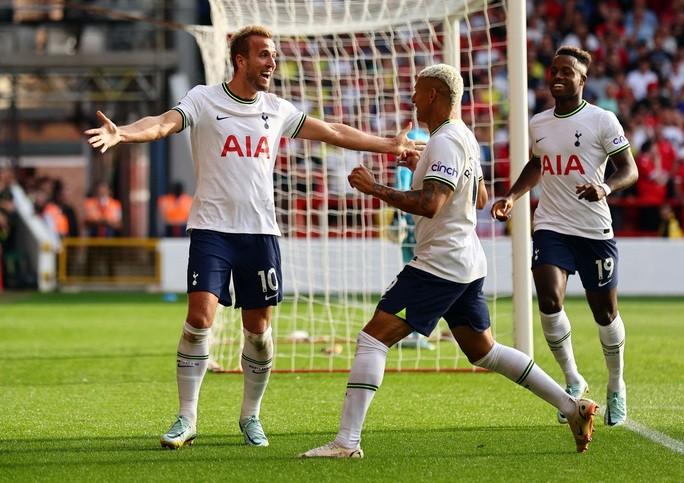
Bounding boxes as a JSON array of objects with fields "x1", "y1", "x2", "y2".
[
  {"x1": 530, "y1": 100, "x2": 630, "y2": 240},
  {"x1": 173, "y1": 83, "x2": 306, "y2": 236},
  {"x1": 408, "y1": 119, "x2": 487, "y2": 283}
]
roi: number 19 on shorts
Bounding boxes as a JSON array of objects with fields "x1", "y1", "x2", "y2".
[{"x1": 595, "y1": 257, "x2": 614, "y2": 285}]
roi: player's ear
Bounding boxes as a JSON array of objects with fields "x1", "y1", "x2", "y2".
[{"x1": 236, "y1": 54, "x2": 246, "y2": 71}]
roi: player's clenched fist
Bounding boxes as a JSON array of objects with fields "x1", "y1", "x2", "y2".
[
  {"x1": 490, "y1": 197, "x2": 513, "y2": 222},
  {"x1": 348, "y1": 164, "x2": 376, "y2": 195}
]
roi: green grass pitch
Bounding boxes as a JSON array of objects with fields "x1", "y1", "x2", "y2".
[{"x1": 1, "y1": 293, "x2": 682, "y2": 482}]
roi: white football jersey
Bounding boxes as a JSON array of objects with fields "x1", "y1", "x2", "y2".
[
  {"x1": 530, "y1": 100, "x2": 630, "y2": 239},
  {"x1": 408, "y1": 119, "x2": 487, "y2": 283},
  {"x1": 173, "y1": 83, "x2": 306, "y2": 235}
]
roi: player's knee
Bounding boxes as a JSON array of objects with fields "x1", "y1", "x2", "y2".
[
  {"x1": 454, "y1": 330, "x2": 494, "y2": 363},
  {"x1": 185, "y1": 311, "x2": 213, "y2": 330},
  {"x1": 593, "y1": 307, "x2": 618, "y2": 326},
  {"x1": 538, "y1": 297, "x2": 563, "y2": 315}
]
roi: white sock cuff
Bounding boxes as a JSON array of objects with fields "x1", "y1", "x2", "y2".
[
  {"x1": 183, "y1": 322, "x2": 210, "y2": 339},
  {"x1": 605, "y1": 312, "x2": 623, "y2": 326},
  {"x1": 473, "y1": 342, "x2": 502, "y2": 369},
  {"x1": 539, "y1": 307, "x2": 567, "y2": 324},
  {"x1": 243, "y1": 325, "x2": 273, "y2": 343},
  {"x1": 357, "y1": 331, "x2": 389, "y2": 353},
  {"x1": 598, "y1": 312, "x2": 625, "y2": 339}
]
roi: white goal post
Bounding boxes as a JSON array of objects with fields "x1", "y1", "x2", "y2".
[{"x1": 184, "y1": 0, "x2": 532, "y2": 372}]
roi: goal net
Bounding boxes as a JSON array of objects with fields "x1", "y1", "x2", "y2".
[{"x1": 186, "y1": 0, "x2": 511, "y2": 372}]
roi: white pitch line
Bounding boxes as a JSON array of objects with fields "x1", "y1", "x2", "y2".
[
  {"x1": 602, "y1": 408, "x2": 684, "y2": 455},
  {"x1": 622, "y1": 419, "x2": 684, "y2": 454}
]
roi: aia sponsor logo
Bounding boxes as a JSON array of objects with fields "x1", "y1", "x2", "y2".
[
  {"x1": 221, "y1": 135, "x2": 270, "y2": 158},
  {"x1": 541, "y1": 154, "x2": 585, "y2": 175}
]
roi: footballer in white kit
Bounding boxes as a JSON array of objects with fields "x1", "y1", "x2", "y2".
[
  {"x1": 301, "y1": 63, "x2": 600, "y2": 459},
  {"x1": 172, "y1": 83, "x2": 305, "y2": 308},
  {"x1": 378, "y1": 118, "x2": 490, "y2": 337},
  {"x1": 529, "y1": 100, "x2": 630, "y2": 290},
  {"x1": 491, "y1": 46, "x2": 638, "y2": 429},
  {"x1": 173, "y1": 83, "x2": 305, "y2": 237},
  {"x1": 531, "y1": 99, "x2": 630, "y2": 241}
]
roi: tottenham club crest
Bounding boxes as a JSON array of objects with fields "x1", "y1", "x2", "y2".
[
  {"x1": 261, "y1": 113, "x2": 269, "y2": 129},
  {"x1": 574, "y1": 130, "x2": 582, "y2": 146}
]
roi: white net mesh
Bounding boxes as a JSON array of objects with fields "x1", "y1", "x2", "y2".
[{"x1": 188, "y1": 0, "x2": 510, "y2": 372}]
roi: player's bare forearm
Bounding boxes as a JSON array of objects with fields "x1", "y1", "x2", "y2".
[
  {"x1": 476, "y1": 179, "x2": 488, "y2": 209},
  {"x1": 606, "y1": 148, "x2": 639, "y2": 193},
  {"x1": 85, "y1": 109, "x2": 182, "y2": 153},
  {"x1": 298, "y1": 117, "x2": 415, "y2": 155},
  {"x1": 120, "y1": 113, "x2": 181, "y2": 143},
  {"x1": 315, "y1": 122, "x2": 395, "y2": 152},
  {"x1": 369, "y1": 182, "x2": 451, "y2": 218},
  {"x1": 505, "y1": 157, "x2": 542, "y2": 201}
]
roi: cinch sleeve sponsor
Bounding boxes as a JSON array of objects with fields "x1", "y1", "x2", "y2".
[
  {"x1": 600, "y1": 110, "x2": 630, "y2": 156},
  {"x1": 422, "y1": 136, "x2": 461, "y2": 191},
  {"x1": 173, "y1": 85, "x2": 203, "y2": 132}
]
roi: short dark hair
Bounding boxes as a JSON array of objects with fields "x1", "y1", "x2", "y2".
[
  {"x1": 229, "y1": 25, "x2": 273, "y2": 72},
  {"x1": 555, "y1": 45, "x2": 592, "y2": 72}
]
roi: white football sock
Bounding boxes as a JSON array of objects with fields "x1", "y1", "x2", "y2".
[
  {"x1": 540, "y1": 309, "x2": 583, "y2": 386},
  {"x1": 176, "y1": 322, "x2": 210, "y2": 425},
  {"x1": 474, "y1": 342, "x2": 576, "y2": 417},
  {"x1": 597, "y1": 313, "x2": 626, "y2": 393},
  {"x1": 335, "y1": 331, "x2": 388, "y2": 449},
  {"x1": 240, "y1": 326, "x2": 273, "y2": 420}
]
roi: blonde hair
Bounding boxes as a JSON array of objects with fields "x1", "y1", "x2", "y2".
[
  {"x1": 418, "y1": 64, "x2": 463, "y2": 107},
  {"x1": 229, "y1": 25, "x2": 273, "y2": 71}
]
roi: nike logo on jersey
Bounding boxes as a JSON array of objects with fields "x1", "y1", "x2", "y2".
[
  {"x1": 598, "y1": 279, "x2": 612, "y2": 287},
  {"x1": 216, "y1": 114, "x2": 231, "y2": 120},
  {"x1": 535, "y1": 137, "x2": 546, "y2": 143},
  {"x1": 264, "y1": 293, "x2": 278, "y2": 301}
]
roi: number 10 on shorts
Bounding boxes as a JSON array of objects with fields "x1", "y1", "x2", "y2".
[{"x1": 258, "y1": 268, "x2": 279, "y2": 293}]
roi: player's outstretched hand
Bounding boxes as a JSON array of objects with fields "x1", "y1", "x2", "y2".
[
  {"x1": 348, "y1": 164, "x2": 376, "y2": 195},
  {"x1": 84, "y1": 111, "x2": 121, "y2": 154},
  {"x1": 394, "y1": 122, "x2": 426, "y2": 157},
  {"x1": 576, "y1": 183, "x2": 606, "y2": 202},
  {"x1": 490, "y1": 197, "x2": 513, "y2": 221}
]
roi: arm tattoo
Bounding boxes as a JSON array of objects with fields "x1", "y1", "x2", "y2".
[{"x1": 372, "y1": 179, "x2": 453, "y2": 217}]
